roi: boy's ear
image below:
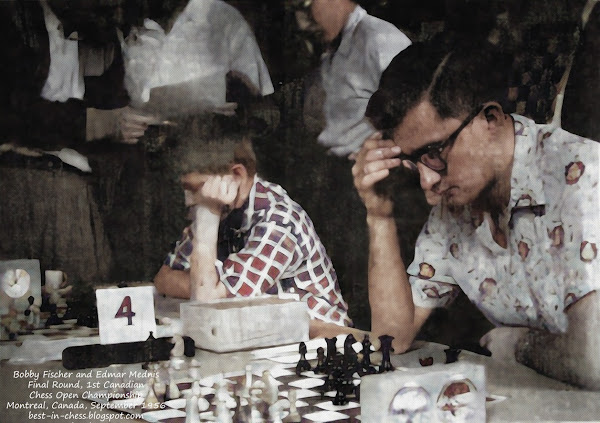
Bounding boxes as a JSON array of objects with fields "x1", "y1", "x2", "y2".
[{"x1": 230, "y1": 163, "x2": 248, "y2": 180}]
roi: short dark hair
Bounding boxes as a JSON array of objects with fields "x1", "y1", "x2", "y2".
[
  {"x1": 170, "y1": 118, "x2": 257, "y2": 176},
  {"x1": 365, "y1": 40, "x2": 511, "y2": 136}
]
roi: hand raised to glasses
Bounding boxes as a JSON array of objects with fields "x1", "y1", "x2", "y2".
[
  {"x1": 352, "y1": 132, "x2": 402, "y2": 218},
  {"x1": 181, "y1": 173, "x2": 241, "y2": 217}
]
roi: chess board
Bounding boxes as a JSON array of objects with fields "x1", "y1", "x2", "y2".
[{"x1": 88, "y1": 363, "x2": 363, "y2": 423}]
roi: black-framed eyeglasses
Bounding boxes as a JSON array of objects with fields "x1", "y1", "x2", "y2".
[{"x1": 399, "y1": 106, "x2": 483, "y2": 173}]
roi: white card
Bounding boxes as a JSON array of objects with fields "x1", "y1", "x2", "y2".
[{"x1": 96, "y1": 286, "x2": 156, "y2": 344}]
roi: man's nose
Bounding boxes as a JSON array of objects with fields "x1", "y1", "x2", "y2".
[{"x1": 417, "y1": 162, "x2": 442, "y2": 191}]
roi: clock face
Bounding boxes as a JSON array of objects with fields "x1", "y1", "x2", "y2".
[{"x1": 1, "y1": 269, "x2": 31, "y2": 298}]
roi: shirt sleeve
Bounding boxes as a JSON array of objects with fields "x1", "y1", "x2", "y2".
[
  {"x1": 227, "y1": 14, "x2": 274, "y2": 96},
  {"x1": 164, "y1": 226, "x2": 194, "y2": 271},
  {"x1": 216, "y1": 221, "x2": 302, "y2": 297},
  {"x1": 554, "y1": 136, "x2": 600, "y2": 310},
  {"x1": 407, "y1": 206, "x2": 462, "y2": 308}
]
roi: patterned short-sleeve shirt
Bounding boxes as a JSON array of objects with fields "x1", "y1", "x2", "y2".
[
  {"x1": 165, "y1": 176, "x2": 352, "y2": 326},
  {"x1": 407, "y1": 115, "x2": 600, "y2": 333}
]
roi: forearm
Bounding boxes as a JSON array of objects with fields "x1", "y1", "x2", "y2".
[
  {"x1": 516, "y1": 294, "x2": 600, "y2": 389},
  {"x1": 189, "y1": 207, "x2": 224, "y2": 301},
  {"x1": 154, "y1": 265, "x2": 191, "y2": 299},
  {"x1": 367, "y1": 214, "x2": 417, "y2": 352}
]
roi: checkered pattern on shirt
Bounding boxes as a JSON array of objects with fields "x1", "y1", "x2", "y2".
[{"x1": 165, "y1": 177, "x2": 351, "y2": 326}]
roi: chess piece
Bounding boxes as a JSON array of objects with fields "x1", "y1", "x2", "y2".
[
  {"x1": 45, "y1": 303, "x2": 63, "y2": 326},
  {"x1": 295, "y1": 341, "x2": 312, "y2": 376},
  {"x1": 360, "y1": 334, "x2": 377, "y2": 375},
  {"x1": 167, "y1": 379, "x2": 181, "y2": 400},
  {"x1": 332, "y1": 377, "x2": 349, "y2": 406},
  {"x1": 142, "y1": 379, "x2": 160, "y2": 410},
  {"x1": 153, "y1": 375, "x2": 166, "y2": 402},
  {"x1": 191, "y1": 381, "x2": 202, "y2": 397},
  {"x1": 444, "y1": 348, "x2": 462, "y2": 364},
  {"x1": 171, "y1": 335, "x2": 185, "y2": 357},
  {"x1": 378, "y1": 335, "x2": 395, "y2": 373},
  {"x1": 240, "y1": 364, "x2": 253, "y2": 398},
  {"x1": 313, "y1": 347, "x2": 326, "y2": 374},
  {"x1": 185, "y1": 394, "x2": 201, "y2": 423},
  {"x1": 324, "y1": 337, "x2": 337, "y2": 368},
  {"x1": 342, "y1": 334, "x2": 359, "y2": 378},
  {"x1": 259, "y1": 370, "x2": 278, "y2": 405},
  {"x1": 283, "y1": 389, "x2": 302, "y2": 423}
]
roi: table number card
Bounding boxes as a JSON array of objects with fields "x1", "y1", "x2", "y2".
[{"x1": 96, "y1": 286, "x2": 156, "y2": 345}]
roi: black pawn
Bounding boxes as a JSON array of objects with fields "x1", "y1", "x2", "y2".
[
  {"x1": 378, "y1": 335, "x2": 395, "y2": 373},
  {"x1": 313, "y1": 347, "x2": 326, "y2": 374},
  {"x1": 360, "y1": 334, "x2": 377, "y2": 375},
  {"x1": 295, "y1": 342, "x2": 312, "y2": 376}
]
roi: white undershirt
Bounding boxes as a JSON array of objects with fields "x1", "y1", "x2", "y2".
[{"x1": 39, "y1": 0, "x2": 85, "y2": 102}]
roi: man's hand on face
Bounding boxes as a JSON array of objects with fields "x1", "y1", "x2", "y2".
[
  {"x1": 182, "y1": 174, "x2": 241, "y2": 217},
  {"x1": 351, "y1": 132, "x2": 402, "y2": 218}
]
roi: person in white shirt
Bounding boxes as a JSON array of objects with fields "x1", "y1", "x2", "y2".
[
  {"x1": 119, "y1": 0, "x2": 274, "y2": 143},
  {"x1": 353, "y1": 40, "x2": 600, "y2": 389}
]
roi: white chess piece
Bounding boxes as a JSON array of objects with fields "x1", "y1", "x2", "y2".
[
  {"x1": 283, "y1": 390, "x2": 301, "y2": 423},
  {"x1": 185, "y1": 394, "x2": 201, "y2": 423},
  {"x1": 142, "y1": 379, "x2": 160, "y2": 410},
  {"x1": 260, "y1": 370, "x2": 278, "y2": 405},
  {"x1": 171, "y1": 334, "x2": 185, "y2": 357}
]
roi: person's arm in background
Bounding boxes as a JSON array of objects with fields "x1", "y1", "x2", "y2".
[
  {"x1": 352, "y1": 134, "x2": 432, "y2": 352},
  {"x1": 482, "y1": 292, "x2": 600, "y2": 390}
]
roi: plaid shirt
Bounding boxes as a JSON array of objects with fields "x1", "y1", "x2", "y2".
[{"x1": 165, "y1": 176, "x2": 352, "y2": 326}]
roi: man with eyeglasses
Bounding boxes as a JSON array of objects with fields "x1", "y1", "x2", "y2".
[{"x1": 353, "y1": 41, "x2": 600, "y2": 389}]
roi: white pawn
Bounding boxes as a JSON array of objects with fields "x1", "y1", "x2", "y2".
[
  {"x1": 168, "y1": 380, "x2": 181, "y2": 400},
  {"x1": 142, "y1": 379, "x2": 160, "y2": 410},
  {"x1": 283, "y1": 390, "x2": 301, "y2": 423},
  {"x1": 191, "y1": 381, "x2": 202, "y2": 397},
  {"x1": 185, "y1": 394, "x2": 200, "y2": 423},
  {"x1": 153, "y1": 375, "x2": 166, "y2": 401}
]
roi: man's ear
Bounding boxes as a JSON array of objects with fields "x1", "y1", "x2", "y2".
[{"x1": 483, "y1": 102, "x2": 505, "y2": 126}]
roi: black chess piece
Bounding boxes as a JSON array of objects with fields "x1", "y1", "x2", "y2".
[
  {"x1": 313, "y1": 347, "x2": 327, "y2": 374},
  {"x1": 359, "y1": 334, "x2": 377, "y2": 375},
  {"x1": 378, "y1": 335, "x2": 395, "y2": 373},
  {"x1": 45, "y1": 303, "x2": 64, "y2": 326},
  {"x1": 295, "y1": 342, "x2": 312, "y2": 376},
  {"x1": 444, "y1": 348, "x2": 462, "y2": 364},
  {"x1": 342, "y1": 335, "x2": 359, "y2": 378},
  {"x1": 324, "y1": 337, "x2": 338, "y2": 368},
  {"x1": 332, "y1": 377, "x2": 349, "y2": 406}
]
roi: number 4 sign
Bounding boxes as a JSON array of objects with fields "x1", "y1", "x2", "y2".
[{"x1": 96, "y1": 286, "x2": 156, "y2": 345}]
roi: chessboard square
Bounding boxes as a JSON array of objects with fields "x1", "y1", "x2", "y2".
[
  {"x1": 268, "y1": 352, "x2": 317, "y2": 364},
  {"x1": 303, "y1": 410, "x2": 350, "y2": 422},
  {"x1": 163, "y1": 398, "x2": 186, "y2": 409},
  {"x1": 279, "y1": 389, "x2": 320, "y2": 399},
  {"x1": 141, "y1": 409, "x2": 186, "y2": 422},
  {"x1": 288, "y1": 378, "x2": 325, "y2": 389},
  {"x1": 300, "y1": 371, "x2": 327, "y2": 378},
  {"x1": 253, "y1": 366, "x2": 295, "y2": 378},
  {"x1": 111, "y1": 396, "x2": 145, "y2": 408},
  {"x1": 315, "y1": 401, "x2": 360, "y2": 411}
]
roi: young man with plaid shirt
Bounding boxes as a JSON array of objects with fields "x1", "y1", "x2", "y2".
[{"x1": 154, "y1": 133, "x2": 354, "y2": 336}]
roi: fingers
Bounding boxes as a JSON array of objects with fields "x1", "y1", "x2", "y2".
[
  {"x1": 200, "y1": 175, "x2": 241, "y2": 208},
  {"x1": 119, "y1": 107, "x2": 159, "y2": 144}
]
